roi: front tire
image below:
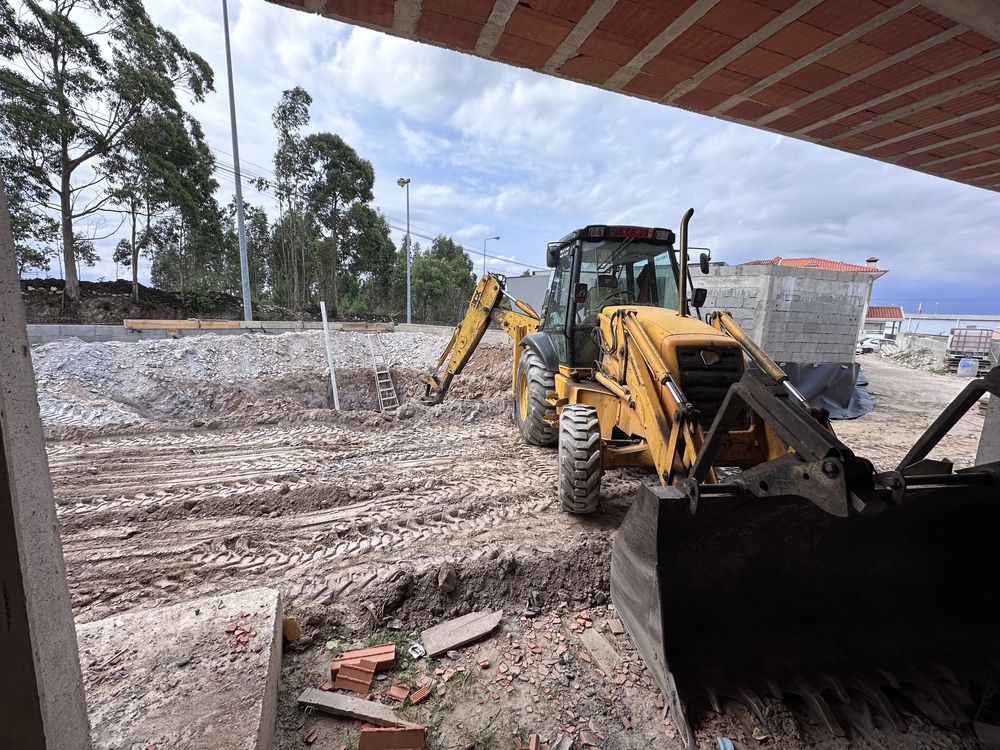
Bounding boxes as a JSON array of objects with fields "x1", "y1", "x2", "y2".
[
  {"x1": 515, "y1": 348, "x2": 556, "y2": 446},
  {"x1": 558, "y1": 404, "x2": 603, "y2": 514}
]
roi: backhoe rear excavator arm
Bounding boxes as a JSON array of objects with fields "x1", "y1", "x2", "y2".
[{"x1": 422, "y1": 273, "x2": 540, "y2": 405}]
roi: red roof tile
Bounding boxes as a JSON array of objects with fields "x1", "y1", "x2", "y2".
[
  {"x1": 741, "y1": 256, "x2": 888, "y2": 273},
  {"x1": 866, "y1": 305, "x2": 904, "y2": 320}
]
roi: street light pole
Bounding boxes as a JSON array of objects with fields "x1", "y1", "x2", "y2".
[
  {"x1": 397, "y1": 178, "x2": 412, "y2": 324},
  {"x1": 482, "y1": 235, "x2": 500, "y2": 276},
  {"x1": 222, "y1": 0, "x2": 252, "y2": 322}
]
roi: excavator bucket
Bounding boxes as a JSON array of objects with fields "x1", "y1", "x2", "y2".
[{"x1": 611, "y1": 369, "x2": 1000, "y2": 748}]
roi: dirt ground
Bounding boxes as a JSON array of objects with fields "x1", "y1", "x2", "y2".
[{"x1": 39, "y1": 335, "x2": 990, "y2": 750}]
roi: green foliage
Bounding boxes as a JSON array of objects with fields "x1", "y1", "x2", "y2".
[
  {"x1": 410, "y1": 235, "x2": 475, "y2": 323},
  {"x1": 0, "y1": 0, "x2": 214, "y2": 301}
]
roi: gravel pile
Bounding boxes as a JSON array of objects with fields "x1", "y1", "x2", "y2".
[{"x1": 32, "y1": 331, "x2": 451, "y2": 427}]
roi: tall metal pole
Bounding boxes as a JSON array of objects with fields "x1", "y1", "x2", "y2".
[
  {"x1": 482, "y1": 235, "x2": 500, "y2": 276},
  {"x1": 222, "y1": 0, "x2": 252, "y2": 322},
  {"x1": 397, "y1": 177, "x2": 412, "y2": 324}
]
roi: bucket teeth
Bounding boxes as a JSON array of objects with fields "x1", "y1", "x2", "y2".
[
  {"x1": 763, "y1": 678, "x2": 784, "y2": 701},
  {"x1": 734, "y1": 686, "x2": 768, "y2": 727},
  {"x1": 818, "y1": 673, "x2": 850, "y2": 704},
  {"x1": 701, "y1": 683, "x2": 723, "y2": 715},
  {"x1": 845, "y1": 672, "x2": 907, "y2": 734},
  {"x1": 788, "y1": 675, "x2": 845, "y2": 737}
]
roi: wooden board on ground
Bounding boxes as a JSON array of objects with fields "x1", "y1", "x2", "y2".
[
  {"x1": 123, "y1": 318, "x2": 241, "y2": 331},
  {"x1": 297, "y1": 688, "x2": 419, "y2": 728},
  {"x1": 579, "y1": 626, "x2": 622, "y2": 676},
  {"x1": 341, "y1": 321, "x2": 395, "y2": 332},
  {"x1": 420, "y1": 610, "x2": 503, "y2": 657}
]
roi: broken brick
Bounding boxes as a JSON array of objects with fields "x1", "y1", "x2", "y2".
[
  {"x1": 357, "y1": 726, "x2": 425, "y2": 750},
  {"x1": 387, "y1": 684, "x2": 410, "y2": 702},
  {"x1": 330, "y1": 643, "x2": 396, "y2": 677},
  {"x1": 410, "y1": 685, "x2": 431, "y2": 704},
  {"x1": 304, "y1": 728, "x2": 319, "y2": 745},
  {"x1": 477, "y1": 658, "x2": 491, "y2": 669},
  {"x1": 528, "y1": 735, "x2": 541, "y2": 750},
  {"x1": 319, "y1": 680, "x2": 335, "y2": 691},
  {"x1": 334, "y1": 659, "x2": 377, "y2": 694}
]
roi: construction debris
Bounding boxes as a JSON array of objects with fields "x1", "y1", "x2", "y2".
[
  {"x1": 358, "y1": 726, "x2": 426, "y2": 750},
  {"x1": 297, "y1": 688, "x2": 420, "y2": 728},
  {"x1": 421, "y1": 610, "x2": 503, "y2": 657},
  {"x1": 334, "y1": 659, "x2": 377, "y2": 694},
  {"x1": 331, "y1": 643, "x2": 396, "y2": 676},
  {"x1": 409, "y1": 685, "x2": 431, "y2": 705},
  {"x1": 578, "y1": 627, "x2": 621, "y2": 676},
  {"x1": 387, "y1": 684, "x2": 410, "y2": 702},
  {"x1": 304, "y1": 728, "x2": 319, "y2": 745}
]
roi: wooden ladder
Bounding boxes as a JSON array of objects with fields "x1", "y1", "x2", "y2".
[{"x1": 367, "y1": 333, "x2": 399, "y2": 411}]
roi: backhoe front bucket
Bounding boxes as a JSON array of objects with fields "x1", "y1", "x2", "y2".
[{"x1": 611, "y1": 479, "x2": 1000, "y2": 748}]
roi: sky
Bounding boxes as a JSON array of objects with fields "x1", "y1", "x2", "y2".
[{"x1": 58, "y1": 0, "x2": 1000, "y2": 313}]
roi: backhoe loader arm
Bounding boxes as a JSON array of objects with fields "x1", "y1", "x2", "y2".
[{"x1": 422, "y1": 273, "x2": 540, "y2": 405}]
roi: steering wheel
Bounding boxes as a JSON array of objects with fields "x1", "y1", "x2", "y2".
[{"x1": 614, "y1": 289, "x2": 637, "y2": 303}]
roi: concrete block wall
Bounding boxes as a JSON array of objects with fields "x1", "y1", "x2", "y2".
[{"x1": 698, "y1": 265, "x2": 870, "y2": 364}]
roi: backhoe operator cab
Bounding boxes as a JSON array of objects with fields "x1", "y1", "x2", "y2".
[{"x1": 540, "y1": 225, "x2": 681, "y2": 368}]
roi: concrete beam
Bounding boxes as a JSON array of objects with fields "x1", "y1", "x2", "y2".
[
  {"x1": 475, "y1": 0, "x2": 519, "y2": 57},
  {"x1": 662, "y1": 0, "x2": 825, "y2": 104},
  {"x1": 711, "y1": 0, "x2": 918, "y2": 116},
  {"x1": 923, "y1": 0, "x2": 1000, "y2": 44},
  {"x1": 861, "y1": 100, "x2": 1000, "y2": 152},
  {"x1": 756, "y1": 26, "x2": 965, "y2": 127},
  {"x1": 604, "y1": 0, "x2": 721, "y2": 90},
  {"x1": 797, "y1": 49, "x2": 1000, "y2": 136},
  {"x1": 392, "y1": 0, "x2": 420, "y2": 36},
  {"x1": 542, "y1": 0, "x2": 616, "y2": 74},
  {"x1": 0, "y1": 183, "x2": 90, "y2": 747}
]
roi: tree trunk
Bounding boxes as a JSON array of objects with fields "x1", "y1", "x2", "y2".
[
  {"x1": 59, "y1": 171, "x2": 78, "y2": 303},
  {"x1": 331, "y1": 201, "x2": 340, "y2": 319}
]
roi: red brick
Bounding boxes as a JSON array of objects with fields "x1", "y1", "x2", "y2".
[
  {"x1": 415, "y1": 11, "x2": 480, "y2": 50},
  {"x1": 330, "y1": 644, "x2": 396, "y2": 677},
  {"x1": 783, "y1": 63, "x2": 845, "y2": 93},
  {"x1": 727, "y1": 46, "x2": 795, "y2": 78},
  {"x1": 324, "y1": 0, "x2": 393, "y2": 28},
  {"x1": 334, "y1": 659, "x2": 377, "y2": 694},
  {"x1": 492, "y1": 33, "x2": 553, "y2": 68},
  {"x1": 410, "y1": 685, "x2": 431, "y2": 704},
  {"x1": 665, "y1": 24, "x2": 740, "y2": 63},
  {"x1": 387, "y1": 684, "x2": 410, "y2": 702},
  {"x1": 698, "y1": 0, "x2": 778, "y2": 39},
  {"x1": 859, "y1": 11, "x2": 952, "y2": 55},
  {"x1": 319, "y1": 680, "x2": 335, "y2": 691},
  {"x1": 505, "y1": 4, "x2": 573, "y2": 47},
  {"x1": 357, "y1": 726, "x2": 425, "y2": 750},
  {"x1": 304, "y1": 729, "x2": 319, "y2": 746},
  {"x1": 622, "y1": 72, "x2": 676, "y2": 100},
  {"x1": 598, "y1": 0, "x2": 692, "y2": 49},
  {"x1": 421, "y1": 0, "x2": 492, "y2": 25},
  {"x1": 559, "y1": 55, "x2": 620, "y2": 85},
  {"x1": 818, "y1": 41, "x2": 889, "y2": 75},
  {"x1": 578, "y1": 28, "x2": 641, "y2": 65},
  {"x1": 760, "y1": 20, "x2": 837, "y2": 58},
  {"x1": 800, "y1": 0, "x2": 890, "y2": 37}
]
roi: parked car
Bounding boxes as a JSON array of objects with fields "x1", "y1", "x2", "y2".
[{"x1": 857, "y1": 335, "x2": 890, "y2": 354}]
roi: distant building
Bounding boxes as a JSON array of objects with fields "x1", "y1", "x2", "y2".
[{"x1": 864, "y1": 305, "x2": 904, "y2": 338}]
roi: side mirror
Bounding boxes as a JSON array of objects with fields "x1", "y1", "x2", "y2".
[
  {"x1": 691, "y1": 287, "x2": 707, "y2": 308},
  {"x1": 546, "y1": 243, "x2": 561, "y2": 268},
  {"x1": 574, "y1": 283, "x2": 589, "y2": 304},
  {"x1": 699, "y1": 252, "x2": 710, "y2": 274}
]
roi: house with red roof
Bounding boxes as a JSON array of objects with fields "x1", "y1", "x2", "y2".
[{"x1": 864, "y1": 305, "x2": 905, "y2": 338}]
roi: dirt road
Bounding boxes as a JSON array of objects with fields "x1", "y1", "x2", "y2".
[{"x1": 41, "y1": 336, "x2": 989, "y2": 749}]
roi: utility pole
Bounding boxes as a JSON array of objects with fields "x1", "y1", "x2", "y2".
[
  {"x1": 482, "y1": 235, "x2": 500, "y2": 276},
  {"x1": 222, "y1": 0, "x2": 252, "y2": 322},
  {"x1": 397, "y1": 178, "x2": 411, "y2": 324}
]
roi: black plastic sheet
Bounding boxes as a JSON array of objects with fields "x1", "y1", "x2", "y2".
[{"x1": 776, "y1": 361, "x2": 874, "y2": 420}]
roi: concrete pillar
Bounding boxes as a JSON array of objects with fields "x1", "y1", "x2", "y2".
[
  {"x1": 0, "y1": 180, "x2": 91, "y2": 748},
  {"x1": 977, "y1": 394, "x2": 1000, "y2": 464}
]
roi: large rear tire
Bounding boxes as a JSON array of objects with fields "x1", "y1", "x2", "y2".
[
  {"x1": 558, "y1": 403, "x2": 603, "y2": 514},
  {"x1": 515, "y1": 348, "x2": 556, "y2": 446}
]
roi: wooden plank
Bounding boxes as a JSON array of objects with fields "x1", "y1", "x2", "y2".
[
  {"x1": 123, "y1": 319, "x2": 201, "y2": 330},
  {"x1": 197, "y1": 319, "x2": 241, "y2": 329},
  {"x1": 296, "y1": 689, "x2": 419, "y2": 728},
  {"x1": 579, "y1": 627, "x2": 622, "y2": 676},
  {"x1": 420, "y1": 610, "x2": 502, "y2": 657}
]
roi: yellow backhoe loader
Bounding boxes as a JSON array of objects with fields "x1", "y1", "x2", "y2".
[{"x1": 423, "y1": 209, "x2": 1000, "y2": 747}]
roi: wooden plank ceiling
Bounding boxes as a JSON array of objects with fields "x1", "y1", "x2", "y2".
[{"x1": 266, "y1": 0, "x2": 1000, "y2": 192}]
